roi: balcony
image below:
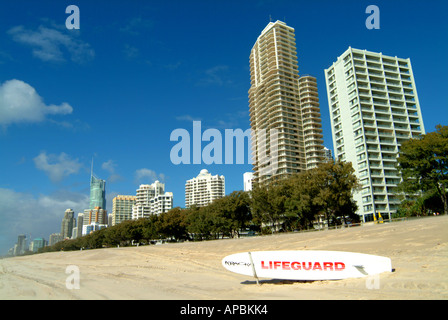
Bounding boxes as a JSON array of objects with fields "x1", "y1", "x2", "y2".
[
  {"x1": 379, "y1": 138, "x2": 395, "y2": 145},
  {"x1": 382, "y1": 58, "x2": 397, "y2": 66}
]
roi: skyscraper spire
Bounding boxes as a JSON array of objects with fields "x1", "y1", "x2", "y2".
[{"x1": 90, "y1": 157, "x2": 94, "y2": 179}]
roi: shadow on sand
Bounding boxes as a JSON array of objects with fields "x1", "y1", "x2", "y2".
[
  {"x1": 241, "y1": 268, "x2": 396, "y2": 285},
  {"x1": 241, "y1": 279, "x2": 317, "y2": 285}
]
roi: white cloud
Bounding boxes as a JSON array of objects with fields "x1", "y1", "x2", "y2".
[
  {"x1": 0, "y1": 50, "x2": 13, "y2": 64},
  {"x1": 175, "y1": 114, "x2": 202, "y2": 122},
  {"x1": 120, "y1": 17, "x2": 154, "y2": 36},
  {"x1": 135, "y1": 168, "x2": 165, "y2": 184},
  {"x1": 164, "y1": 61, "x2": 182, "y2": 70},
  {"x1": 101, "y1": 160, "x2": 117, "y2": 173},
  {"x1": 0, "y1": 188, "x2": 89, "y2": 255},
  {"x1": 196, "y1": 65, "x2": 232, "y2": 86},
  {"x1": 123, "y1": 44, "x2": 140, "y2": 59},
  {"x1": 0, "y1": 79, "x2": 73, "y2": 127},
  {"x1": 102, "y1": 160, "x2": 122, "y2": 183},
  {"x1": 33, "y1": 151, "x2": 82, "y2": 183},
  {"x1": 7, "y1": 25, "x2": 94, "y2": 63}
]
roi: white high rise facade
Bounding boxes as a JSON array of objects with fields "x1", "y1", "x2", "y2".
[
  {"x1": 132, "y1": 181, "x2": 173, "y2": 219},
  {"x1": 185, "y1": 169, "x2": 225, "y2": 208},
  {"x1": 325, "y1": 47, "x2": 425, "y2": 222},
  {"x1": 243, "y1": 172, "x2": 254, "y2": 192}
]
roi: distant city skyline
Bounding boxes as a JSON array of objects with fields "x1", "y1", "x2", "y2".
[{"x1": 1, "y1": 0, "x2": 447, "y2": 255}]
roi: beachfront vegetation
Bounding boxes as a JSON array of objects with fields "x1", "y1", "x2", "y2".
[
  {"x1": 36, "y1": 124, "x2": 448, "y2": 254},
  {"x1": 396, "y1": 124, "x2": 448, "y2": 217},
  {"x1": 39, "y1": 160, "x2": 360, "y2": 253},
  {"x1": 251, "y1": 160, "x2": 360, "y2": 233}
]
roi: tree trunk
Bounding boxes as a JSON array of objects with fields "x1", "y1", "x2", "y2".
[
  {"x1": 436, "y1": 183, "x2": 448, "y2": 215},
  {"x1": 442, "y1": 192, "x2": 448, "y2": 215}
]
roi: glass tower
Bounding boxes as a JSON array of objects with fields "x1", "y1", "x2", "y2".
[{"x1": 90, "y1": 175, "x2": 106, "y2": 210}]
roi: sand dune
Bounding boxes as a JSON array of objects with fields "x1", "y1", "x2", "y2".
[{"x1": 1, "y1": 215, "x2": 447, "y2": 300}]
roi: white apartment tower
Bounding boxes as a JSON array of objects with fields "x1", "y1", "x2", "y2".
[
  {"x1": 185, "y1": 169, "x2": 225, "y2": 208},
  {"x1": 132, "y1": 181, "x2": 173, "y2": 219},
  {"x1": 249, "y1": 20, "x2": 325, "y2": 184},
  {"x1": 325, "y1": 47, "x2": 425, "y2": 222},
  {"x1": 243, "y1": 172, "x2": 254, "y2": 192}
]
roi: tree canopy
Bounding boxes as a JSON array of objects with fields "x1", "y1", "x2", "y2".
[
  {"x1": 397, "y1": 124, "x2": 448, "y2": 215},
  {"x1": 251, "y1": 160, "x2": 360, "y2": 232},
  {"x1": 40, "y1": 160, "x2": 360, "y2": 253}
]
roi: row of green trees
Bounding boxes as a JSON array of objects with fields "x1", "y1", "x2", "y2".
[
  {"x1": 40, "y1": 160, "x2": 360, "y2": 253},
  {"x1": 251, "y1": 160, "x2": 360, "y2": 232},
  {"x1": 39, "y1": 124, "x2": 447, "y2": 253},
  {"x1": 395, "y1": 124, "x2": 448, "y2": 217}
]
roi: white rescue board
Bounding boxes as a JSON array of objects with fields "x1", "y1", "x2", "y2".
[{"x1": 222, "y1": 250, "x2": 392, "y2": 280}]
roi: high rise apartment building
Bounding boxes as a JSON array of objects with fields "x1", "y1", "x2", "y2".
[
  {"x1": 185, "y1": 169, "x2": 225, "y2": 208},
  {"x1": 150, "y1": 192, "x2": 173, "y2": 215},
  {"x1": 132, "y1": 181, "x2": 173, "y2": 219},
  {"x1": 49, "y1": 233, "x2": 63, "y2": 246},
  {"x1": 14, "y1": 234, "x2": 27, "y2": 256},
  {"x1": 76, "y1": 213, "x2": 84, "y2": 238},
  {"x1": 30, "y1": 238, "x2": 46, "y2": 253},
  {"x1": 112, "y1": 195, "x2": 136, "y2": 226},
  {"x1": 248, "y1": 20, "x2": 324, "y2": 184},
  {"x1": 298, "y1": 76, "x2": 325, "y2": 170},
  {"x1": 325, "y1": 47, "x2": 425, "y2": 222},
  {"x1": 132, "y1": 184, "x2": 154, "y2": 219},
  {"x1": 83, "y1": 206, "x2": 108, "y2": 235},
  {"x1": 61, "y1": 208, "x2": 75, "y2": 239}
]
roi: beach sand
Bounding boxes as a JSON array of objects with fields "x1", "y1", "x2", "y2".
[{"x1": 1, "y1": 215, "x2": 447, "y2": 300}]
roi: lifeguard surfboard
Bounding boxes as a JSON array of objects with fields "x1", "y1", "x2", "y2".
[{"x1": 222, "y1": 250, "x2": 392, "y2": 280}]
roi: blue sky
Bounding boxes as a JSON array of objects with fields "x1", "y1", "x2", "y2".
[{"x1": 0, "y1": 0, "x2": 447, "y2": 254}]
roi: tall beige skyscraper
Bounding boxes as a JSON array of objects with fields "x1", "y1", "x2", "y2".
[
  {"x1": 248, "y1": 20, "x2": 324, "y2": 184},
  {"x1": 299, "y1": 75, "x2": 325, "y2": 170}
]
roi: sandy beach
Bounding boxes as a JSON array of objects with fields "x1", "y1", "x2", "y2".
[{"x1": 1, "y1": 215, "x2": 447, "y2": 300}]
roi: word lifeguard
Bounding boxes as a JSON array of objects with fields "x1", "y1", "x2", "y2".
[{"x1": 261, "y1": 260, "x2": 346, "y2": 271}]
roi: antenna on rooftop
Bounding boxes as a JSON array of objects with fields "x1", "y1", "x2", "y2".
[{"x1": 269, "y1": 14, "x2": 272, "y2": 22}]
